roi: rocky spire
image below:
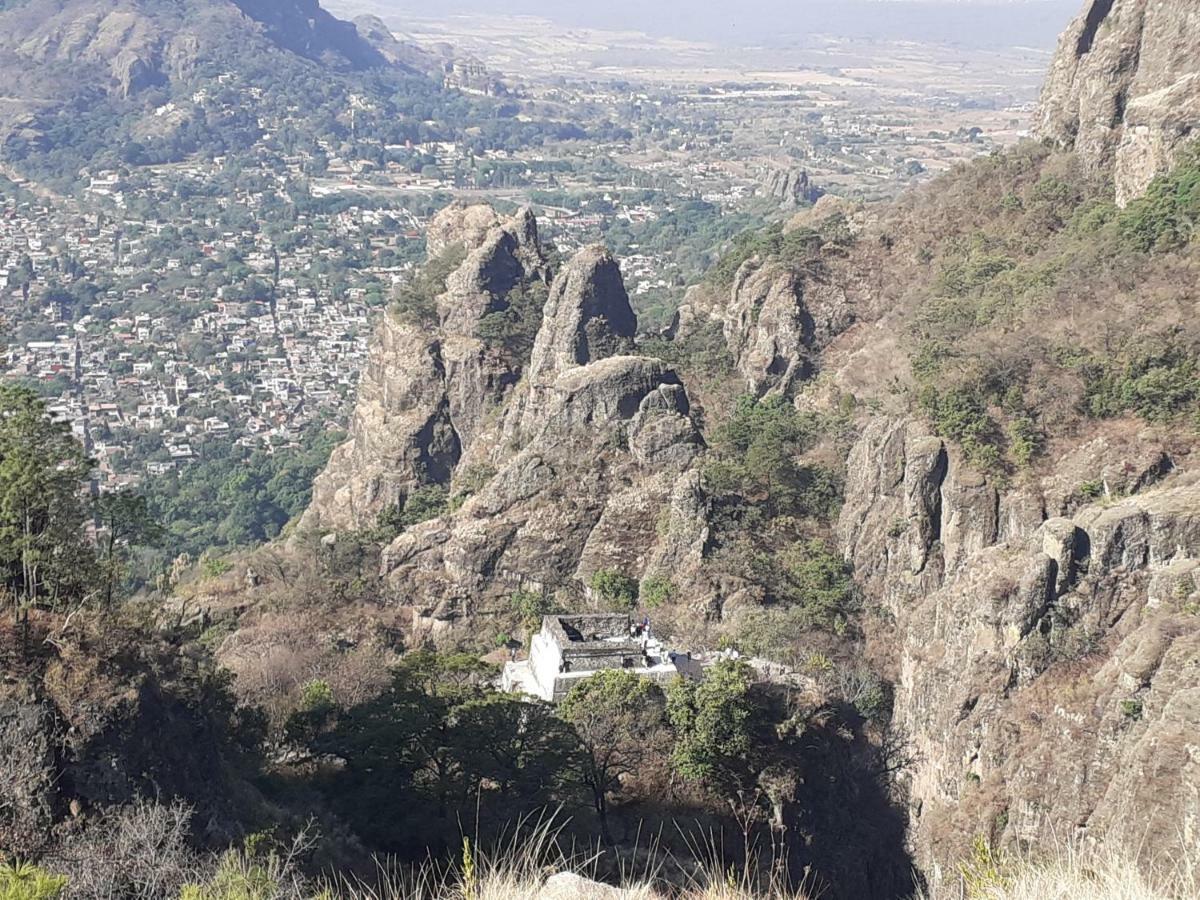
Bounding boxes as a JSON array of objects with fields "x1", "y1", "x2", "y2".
[{"x1": 525, "y1": 244, "x2": 636, "y2": 386}]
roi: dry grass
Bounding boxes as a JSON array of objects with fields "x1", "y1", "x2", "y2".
[
  {"x1": 942, "y1": 837, "x2": 1198, "y2": 900},
  {"x1": 976, "y1": 851, "x2": 1197, "y2": 900},
  {"x1": 336, "y1": 837, "x2": 1198, "y2": 900},
  {"x1": 330, "y1": 817, "x2": 812, "y2": 900}
]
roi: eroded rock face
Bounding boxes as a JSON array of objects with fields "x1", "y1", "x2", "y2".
[
  {"x1": 1037, "y1": 0, "x2": 1200, "y2": 204},
  {"x1": 304, "y1": 206, "x2": 711, "y2": 623},
  {"x1": 527, "y1": 244, "x2": 636, "y2": 383},
  {"x1": 301, "y1": 207, "x2": 548, "y2": 534},
  {"x1": 380, "y1": 353, "x2": 704, "y2": 624},
  {"x1": 673, "y1": 255, "x2": 856, "y2": 396},
  {"x1": 839, "y1": 417, "x2": 1200, "y2": 889},
  {"x1": 503, "y1": 244, "x2": 638, "y2": 445}
]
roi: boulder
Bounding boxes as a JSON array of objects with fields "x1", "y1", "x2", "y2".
[{"x1": 537, "y1": 873, "x2": 640, "y2": 900}]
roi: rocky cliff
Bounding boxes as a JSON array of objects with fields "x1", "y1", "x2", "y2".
[
  {"x1": 304, "y1": 206, "x2": 712, "y2": 630},
  {"x1": 293, "y1": 0, "x2": 1200, "y2": 888},
  {"x1": 301, "y1": 204, "x2": 548, "y2": 534},
  {"x1": 840, "y1": 418, "x2": 1200, "y2": 888},
  {"x1": 1037, "y1": 0, "x2": 1200, "y2": 205}
]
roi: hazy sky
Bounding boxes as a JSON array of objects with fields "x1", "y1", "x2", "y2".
[{"x1": 366, "y1": 0, "x2": 1082, "y2": 48}]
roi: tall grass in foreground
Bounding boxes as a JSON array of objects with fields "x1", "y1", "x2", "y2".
[
  {"x1": 336, "y1": 837, "x2": 1198, "y2": 900},
  {"x1": 76, "y1": 812, "x2": 1197, "y2": 899},
  {"x1": 330, "y1": 815, "x2": 811, "y2": 899},
  {"x1": 963, "y1": 845, "x2": 1198, "y2": 900}
]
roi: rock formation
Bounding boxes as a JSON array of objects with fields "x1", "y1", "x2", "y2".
[
  {"x1": 760, "y1": 167, "x2": 823, "y2": 209},
  {"x1": 304, "y1": 207, "x2": 709, "y2": 626},
  {"x1": 293, "y1": 1, "x2": 1200, "y2": 886},
  {"x1": 672, "y1": 251, "x2": 860, "y2": 397},
  {"x1": 1037, "y1": 0, "x2": 1200, "y2": 204},
  {"x1": 839, "y1": 418, "x2": 1200, "y2": 889},
  {"x1": 301, "y1": 204, "x2": 548, "y2": 533}
]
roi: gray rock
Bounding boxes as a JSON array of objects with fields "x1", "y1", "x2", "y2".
[
  {"x1": 759, "y1": 167, "x2": 823, "y2": 209},
  {"x1": 302, "y1": 205, "x2": 547, "y2": 534},
  {"x1": 537, "y1": 873, "x2": 637, "y2": 900},
  {"x1": 1038, "y1": 0, "x2": 1200, "y2": 204},
  {"x1": 527, "y1": 244, "x2": 636, "y2": 384}
]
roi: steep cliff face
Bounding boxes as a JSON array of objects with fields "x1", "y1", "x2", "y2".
[
  {"x1": 301, "y1": 204, "x2": 548, "y2": 534},
  {"x1": 304, "y1": 207, "x2": 710, "y2": 626},
  {"x1": 1037, "y1": 0, "x2": 1200, "y2": 204},
  {"x1": 840, "y1": 419, "x2": 1200, "y2": 888},
  {"x1": 673, "y1": 251, "x2": 863, "y2": 397}
]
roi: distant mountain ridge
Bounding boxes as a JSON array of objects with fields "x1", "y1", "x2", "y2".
[{"x1": 0, "y1": 0, "x2": 487, "y2": 183}]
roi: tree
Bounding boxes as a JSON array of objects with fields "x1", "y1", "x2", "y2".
[
  {"x1": 589, "y1": 569, "x2": 638, "y2": 612},
  {"x1": 0, "y1": 386, "x2": 95, "y2": 626},
  {"x1": 703, "y1": 395, "x2": 838, "y2": 522},
  {"x1": 667, "y1": 659, "x2": 754, "y2": 790},
  {"x1": 313, "y1": 651, "x2": 576, "y2": 856},
  {"x1": 667, "y1": 659, "x2": 766, "y2": 864},
  {"x1": 452, "y1": 694, "x2": 578, "y2": 802},
  {"x1": 94, "y1": 491, "x2": 164, "y2": 608},
  {"x1": 559, "y1": 670, "x2": 666, "y2": 844}
]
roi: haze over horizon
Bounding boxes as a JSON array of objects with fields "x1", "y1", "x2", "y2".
[{"x1": 344, "y1": 0, "x2": 1082, "y2": 49}]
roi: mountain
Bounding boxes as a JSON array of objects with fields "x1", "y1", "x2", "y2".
[
  {"x1": 0, "y1": 0, "x2": 479, "y2": 184},
  {"x1": 2, "y1": 0, "x2": 1198, "y2": 894},
  {"x1": 290, "y1": 0, "x2": 1200, "y2": 892}
]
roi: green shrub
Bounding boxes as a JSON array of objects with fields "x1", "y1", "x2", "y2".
[
  {"x1": 935, "y1": 250, "x2": 1016, "y2": 299},
  {"x1": 1006, "y1": 415, "x2": 1042, "y2": 467},
  {"x1": 707, "y1": 222, "x2": 831, "y2": 286},
  {"x1": 476, "y1": 279, "x2": 547, "y2": 359},
  {"x1": 1080, "y1": 340, "x2": 1200, "y2": 424},
  {"x1": 918, "y1": 384, "x2": 1004, "y2": 473},
  {"x1": 751, "y1": 539, "x2": 857, "y2": 633},
  {"x1": 702, "y1": 395, "x2": 841, "y2": 522},
  {"x1": 298, "y1": 679, "x2": 334, "y2": 713},
  {"x1": 392, "y1": 243, "x2": 467, "y2": 326},
  {"x1": 179, "y1": 852, "x2": 280, "y2": 900},
  {"x1": 1116, "y1": 149, "x2": 1200, "y2": 252},
  {"x1": 0, "y1": 863, "x2": 67, "y2": 900},
  {"x1": 589, "y1": 569, "x2": 639, "y2": 612},
  {"x1": 1120, "y1": 699, "x2": 1144, "y2": 721},
  {"x1": 398, "y1": 485, "x2": 449, "y2": 526},
  {"x1": 510, "y1": 589, "x2": 557, "y2": 632},
  {"x1": 640, "y1": 575, "x2": 675, "y2": 609},
  {"x1": 370, "y1": 484, "x2": 450, "y2": 543},
  {"x1": 957, "y1": 835, "x2": 1012, "y2": 900},
  {"x1": 285, "y1": 679, "x2": 337, "y2": 744},
  {"x1": 201, "y1": 555, "x2": 233, "y2": 579},
  {"x1": 1076, "y1": 478, "x2": 1105, "y2": 501}
]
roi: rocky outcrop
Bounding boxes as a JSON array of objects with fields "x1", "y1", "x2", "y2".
[
  {"x1": 526, "y1": 245, "x2": 636, "y2": 382},
  {"x1": 381, "y1": 352, "x2": 704, "y2": 623},
  {"x1": 0, "y1": 696, "x2": 57, "y2": 856},
  {"x1": 439, "y1": 207, "x2": 545, "y2": 333},
  {"x1": 301, "y1": 207, "x2": 548, "y2": 534},
  {"x1": 303, "y1": 205, "x2": 711, "y2": 622},
  {"x1": 1037, "y1": 0, "x2": 1200, "y2": 204},
  {"x1": 760, "y1": 167, "x2": 823, "y2": 209},
  {"x1": 0, "y1": 620, "x2": 264, "y2": 856},
  {"x1": 502, "y1": 244, "x2": 637, "y2": 443},
  {"x1": 673, "y1": 254, "x2": 858, "y2": 396},
  {"x1": 839, "y1": 417, "x2": 1200, "y2": 889}
]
